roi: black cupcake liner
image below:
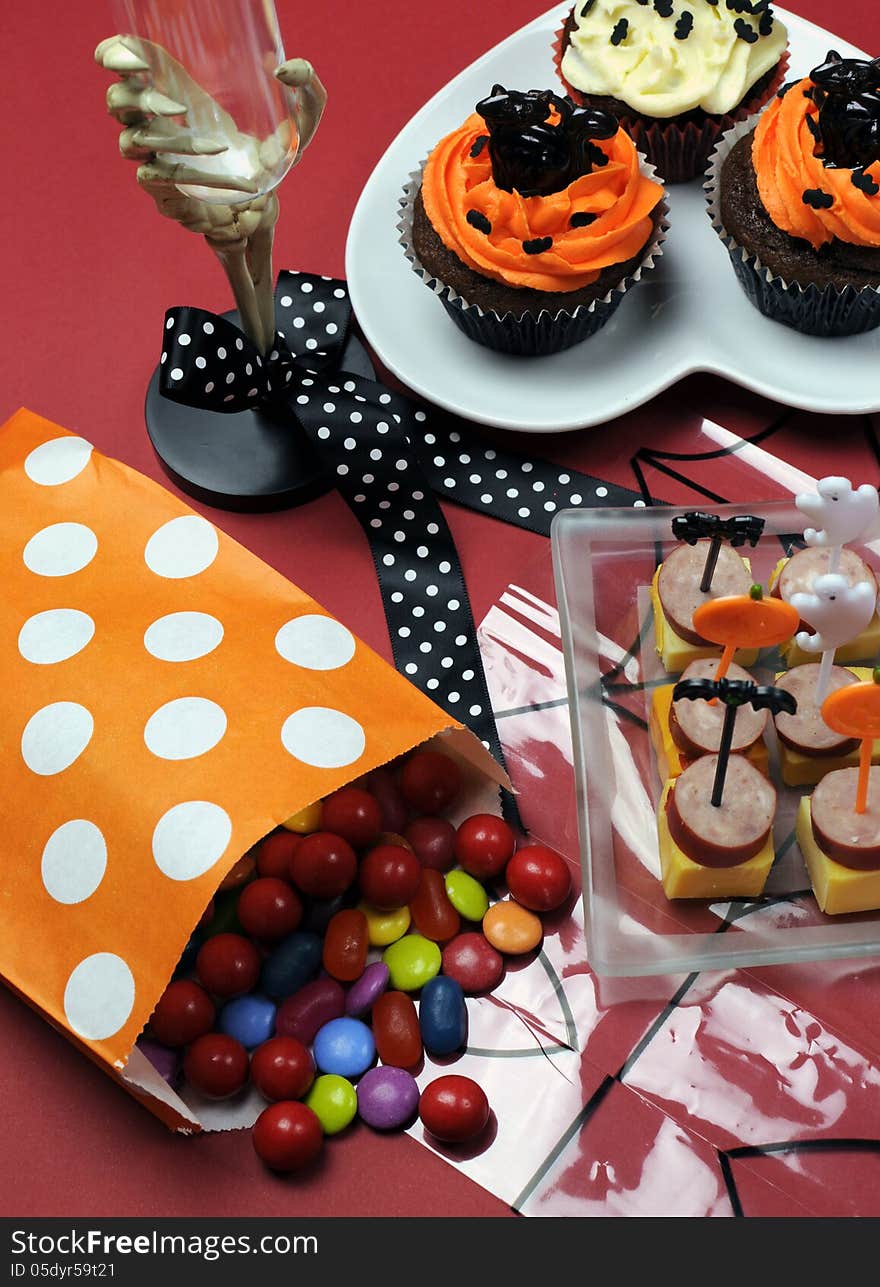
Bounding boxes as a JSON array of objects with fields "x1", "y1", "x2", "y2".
[
  {"x1": 706, "y1": 117, "x2": 880, "y2": 338},
  {"x1": 397, "y1": 162, "x2": 668, "y2": 357}
]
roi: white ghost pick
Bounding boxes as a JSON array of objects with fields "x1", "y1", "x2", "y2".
[
  {"x1": 796, "y1": 477, "x2": 880, "y2": 572},
  {"x1": 790, "y1": 573, "x2": 877, "y2": 702}
]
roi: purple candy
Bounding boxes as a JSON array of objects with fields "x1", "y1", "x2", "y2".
[
  {"x1": 356, "y1": 1066, "x2": 420, "y2": 1130},
  {"x1": 276, "y1": 977, "x2": 345, "y2": 1044},
  {"x1": 137, "y1": 1037, "x2": 180, "y2": 1086},
  {"x1": 345, "y1": 961, "x2": 390, "y2": 1017}
]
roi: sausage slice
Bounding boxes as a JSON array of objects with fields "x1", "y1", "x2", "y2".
[
  {"x1": 658, "y1": 542, "x2": 752, "y2": 646},
  {"x1": 670, "y1": 658, "x2": 768, "y2": 758},
  {"x1": 774, "y1": 664, "x2": 859, "y2": 758},
  {"x1": 666, "y1": 755, "x2": 776, "y2": 868},
  {"x1": 811, "y1": 767, "x2": 880, "y2": 869}
]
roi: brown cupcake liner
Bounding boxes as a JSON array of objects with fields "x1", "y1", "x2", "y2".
[
  {"x1": 552, "y1": 18, "x2": 789, "y2": 183},
  {"x1": 396, "y1": 158, "x2": 669, "y2": 356},
  {"x1": 705, "y1": 116, "x2": 880, "y2": 337}
]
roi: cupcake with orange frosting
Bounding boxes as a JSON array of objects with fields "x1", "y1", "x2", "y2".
[
  {"x1": 398, "y1": 86, "x2": 667, "y2": 354},
  {"x1": 708, "y1": 52, "x2": 880, "y2": 335}
]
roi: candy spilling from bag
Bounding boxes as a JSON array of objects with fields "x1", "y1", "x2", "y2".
[{"x1": 0, "y1": 408, "x2": 572, "y2": 1172}]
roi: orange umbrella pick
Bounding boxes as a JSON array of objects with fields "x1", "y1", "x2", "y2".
[
  {"x1": 693, "y1": 585, "x2": 800, "y2": 682},
  {"x1": 821, "y1": 670, "x2": 880, "y2": 814}
]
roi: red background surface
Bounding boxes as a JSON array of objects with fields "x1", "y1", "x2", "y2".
[{"x1": 0, "y1": 0, "x2": 875, "y2": 1218}]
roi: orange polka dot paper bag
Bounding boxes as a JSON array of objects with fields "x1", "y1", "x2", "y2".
[{"x1": 0, "y1": 407, "x2": 507, "y2": 1131}]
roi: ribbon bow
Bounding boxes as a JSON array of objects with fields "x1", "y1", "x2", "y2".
[{"x1": 159, "y1": 269, "x2": 647, "y2": 825}]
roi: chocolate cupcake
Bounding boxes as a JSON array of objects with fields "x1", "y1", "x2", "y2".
[
  {"x1": 398, "y1": 86, "x2": 667, "y2": 355},
  {"x1": 707, "y1": 52, "x2": 880, "y2": 336},
  {"x1": 554, "y1": 0, "x2": 789, "y2": 183}
]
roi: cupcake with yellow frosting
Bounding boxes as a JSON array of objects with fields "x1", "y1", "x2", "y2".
[
  {"x1": 398, "y1": 86, "x2": 667, "y2": 354},
  {"x1": 554, "y1": 0, "x2": 789, "y2": 182},
  {"x1": 708, "y1": 52, "x2": 880, "y2": 336}
]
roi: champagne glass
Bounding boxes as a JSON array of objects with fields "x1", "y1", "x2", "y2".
[{"x1": 112, "y1": 0, "x2": 302, "y2": 204}]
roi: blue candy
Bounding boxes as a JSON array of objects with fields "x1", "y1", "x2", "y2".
[
  {"x1": 313, "y1": 1017, "x2": 376, "y2": 1079},
  {"x1": 260, "y1": 931, "x2": 322, "y2": 999},
  {"x1": 218, "y1": 994, "x2": 276, "y2": 1049},
  {"x1": 418, "y1": 976, "x2": 468, "y2": 1056}
]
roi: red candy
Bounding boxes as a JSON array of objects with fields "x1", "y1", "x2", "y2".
[
  {"x1": 237, "y1": 877, "x2": 302, "y2": 941},
  {"x1": 251, "y1": 1036, "x2": 315, "y2": 1102},
  {"x1": 276, "y1": 977, "x2": 346, "y2": 1045},
  {"x1": 372, "y1": 991, "x2": 423, "y2": 1069},
  {"x1": 218, "y1": 852, "x2": 255, "y2": 891},
  {"x1": 409, "y1": 869, "x2": 460, "y2": 943},
  {"x1": 255, "y1": 830, "x2": 301, "y2": 880},
  {"x1": 322, "y1": 909, "x2": 369, "y2": 982},
  {"x1": 399, "y1": 750, "x2": 461, "y2": 815},
  {"x1": 505, "y1": 844, "x2": 572, "y2": 912},
  {"x1": 320, "y1": 786, "x2": 382, "y2": 849},
  {"x1": 252, "y1": 1101, "x2": 323, "y2": 1173},
  {"x1": 183, "y1": 1033, "x2": 249, "y2": 1099},
  {"x1": 455, "y1": 814, "x2": 516, "y2": 880},
  {"x1": 404, "y1": 816, "x2": 457, "y2": 872},
  {"x1": 363, "y1": 766, "x2": 409, "y2": 834},
  {"x1": 358, "y1": 844, "x2": 421, "y2": 910},
  {"x1": 419, "y1": 1075, "x2": 490, "y2": 1143},
  {"x1": 195, "y1": 932, "x2": 261, "y2": 998},
  {"x1": 289, "y1": 831, "x2": 357, "y2": 899},
  {"x1": 441, "y1": 932, "x2": 504, "y2": 994},
  {"x1": 148, "y1": 979, "x2": 215, "y2": 1048}
]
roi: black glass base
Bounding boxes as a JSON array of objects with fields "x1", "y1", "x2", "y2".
[{"x1": 145, "y1": 314, "x2": 377, "y2": 513}]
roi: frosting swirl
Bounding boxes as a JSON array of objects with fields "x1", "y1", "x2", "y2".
[
  {"x1": 754, "y1": 81, "x2": 880, "y2": 250},
  {"x1": 561, "y1": 0, "x2": 788, "y2": 118},
  {"x1": 421, "y1": 112, "x2": 663, "y2": 292}
]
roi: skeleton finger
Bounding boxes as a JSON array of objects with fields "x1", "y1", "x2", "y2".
[
  {"x1": 95, "y1": 35, "x2": 150, "y2": 73},
  {"x1": 106, "y1": 81, "x2": 187, "y2": 124},
  {"x1": 120, "y1": 123, "x2": 228, "y2": 160},
  {"x1": 136, "y1": 160, "x2": 259, "y2": 195}
]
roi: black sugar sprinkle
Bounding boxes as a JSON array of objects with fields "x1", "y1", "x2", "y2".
[
  {"x1": 759, "y1": 9, "x2": 774, "y2": 34},
  {"x1": 802, "y1": 188, "x2": 834, "y2": 209},
  {"x1": 852, "y1": 169, "x2": 880, "y2": 196},
  {"x1": 675, "y1": 11, "x2": 694, "y2": 39},
  {"x1": 587, "y1": 140, "x2": 610, "y2": 167},
  {"x1": 734, "y1": 17, "x2": 759, "y2": 42},
  {"x1": 654, "y1": 0, "x2": 674, "y2": 15},
  {"x1": 522, "y1": 236, "x2": 553, "y2": 255},
  {"x1": 610, "y1": 18, "x2": 628, "y2": 44},
  {"x1": 580, "y1": 0, "x2": 596, "y2": 15},
  {"x1": 469, "y1": 134, "x2": 489, "y2": 158},
  {"x1": 777, "y1": 80, "x2": 794, "y2": 99},
  {"x1": 570, "y1": 211, "x2": 598, "y2": 227},
  {"x1": 466, "y1": 209, "x2": 492, "y2": 234}
]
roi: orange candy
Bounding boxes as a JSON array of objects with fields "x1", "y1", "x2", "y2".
[{"x1": 482, "y1": 901, "x2": 543, "y2": 955}]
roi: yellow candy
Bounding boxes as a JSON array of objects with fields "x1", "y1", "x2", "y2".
[
  {"x1": 282, "y1": 801, "x2": 322, "y2": 834},
  {"x1": 482, "y1": 900, "x2": 542, "y2": 955},
  {"x1": 359, "y1": 902, "x2": 411, "y2": 947}
]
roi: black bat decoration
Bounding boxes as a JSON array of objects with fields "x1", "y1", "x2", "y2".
[
  {"x1": 671, "y1": 512, "x2": 766, "y2": 549},
  {"x1": 672, "y1": 677, "x2": 797, "y2": 717},
  {"x1": 672, "y1": 678, "x2": 796, "y2": 807},
  {"x1": 671, "y1": 513, "x2": 766, "y2": 594}
]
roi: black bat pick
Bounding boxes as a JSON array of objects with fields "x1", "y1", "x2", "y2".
[{"x1": 671, "y1": 512, "x2": 766, "y2": 593}]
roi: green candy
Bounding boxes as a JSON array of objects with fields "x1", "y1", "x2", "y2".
[
  {"x1": 305, "y1": 1074, "x2": 357, "y2": 1135},
  {"x1": 444, "y1": 869, "x2": 490, "y2": 922},
  {"x1": 382, "y1": 934, "x2": 441, "y2": 992}
]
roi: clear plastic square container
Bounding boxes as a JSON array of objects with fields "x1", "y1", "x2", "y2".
[{"x1": 552, "y1": 499, "x2": 880, "y2": 976}]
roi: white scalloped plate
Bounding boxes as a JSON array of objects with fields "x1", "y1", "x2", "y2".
[{"x1": 345, "y1": 4, "x2": 876, "y2": 433}]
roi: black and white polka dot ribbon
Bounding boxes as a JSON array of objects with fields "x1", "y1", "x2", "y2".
[{"x1": 159, "y1": 270, "x2": 645, "y2": 822}]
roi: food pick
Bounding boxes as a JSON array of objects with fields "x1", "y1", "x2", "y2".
[
  {"x1": 790, "y1": 573, "x2": 877, "y2": 703},
  {"x1": 671, "y1": 512, "x2": 765, "y2": 594},
  {"x1": 821, "y1": 670, "x2": 880, "y2": 814},
  {"x1": 692, "y1": 585, "x2": 800, "y2": 682},
  {"x1": 796, "y1": 476, "x2": 880, "y2": 575},
  {"x1": 672, "y1": 677, "x2": 796, "y2": 808}
]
